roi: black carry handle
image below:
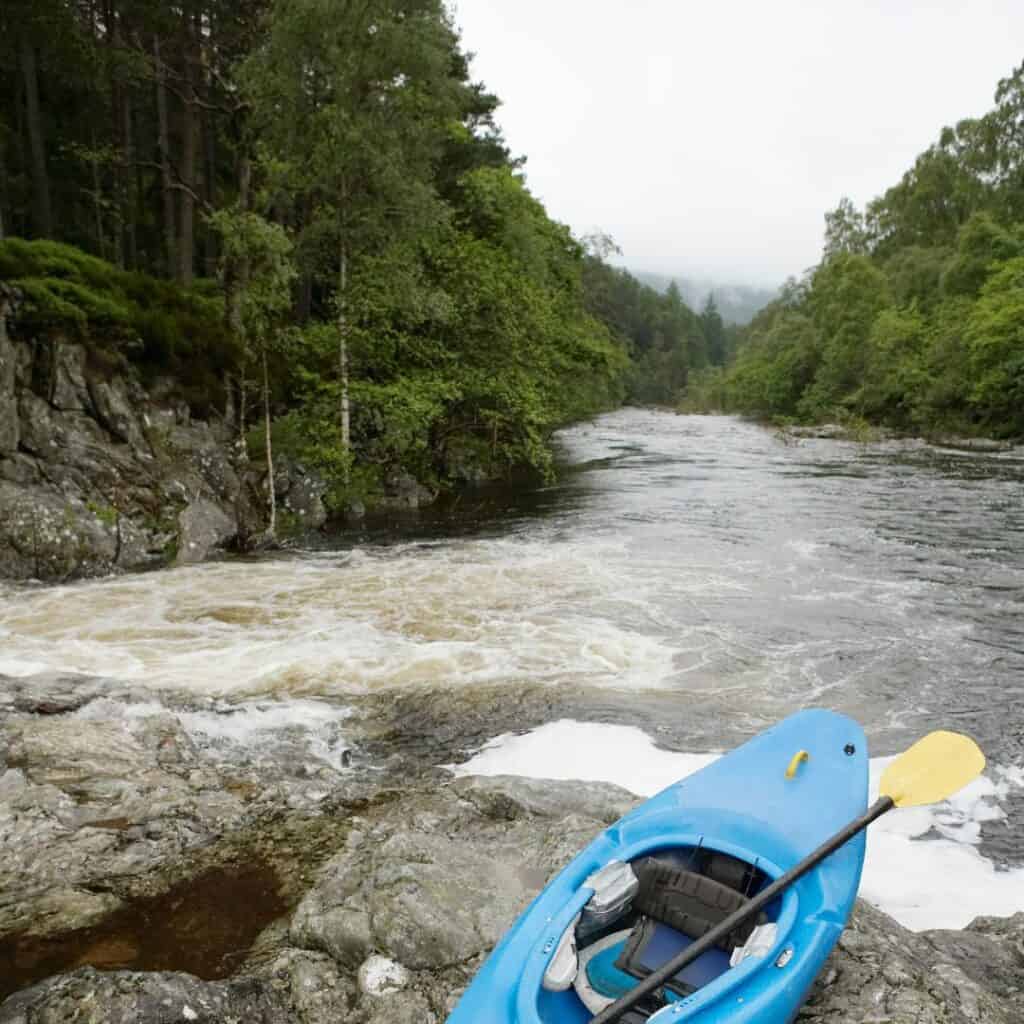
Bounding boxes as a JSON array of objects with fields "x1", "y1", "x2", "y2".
[{"x1": 589, "y1": 796, "x2": 894, "y2": 1024}]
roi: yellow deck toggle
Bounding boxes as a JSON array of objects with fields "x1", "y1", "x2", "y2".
[{"x1": 785, "y1": 750, "x2": 810, "y2": 779}]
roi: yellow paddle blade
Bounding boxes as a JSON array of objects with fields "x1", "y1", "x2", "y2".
[{"x1": 881, "y1": 731, "x2": 985, "y2": 807}]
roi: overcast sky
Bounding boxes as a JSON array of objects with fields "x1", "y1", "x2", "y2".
[{"x1": 450, "y1": 1, "x2": 1024, "y2": 286}]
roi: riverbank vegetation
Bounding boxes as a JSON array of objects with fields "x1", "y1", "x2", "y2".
[
  {"x1": 1, "y1": 0, "x2": 717, "y2": 517},
  {"x1": 687, "y1": 62, "x2": 1024, "y2": 439}
]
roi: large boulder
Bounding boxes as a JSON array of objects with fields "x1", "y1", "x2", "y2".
[
  {"x1": 176, "y1": 497, "x2": 236, "y2": 564},
  {"x1": 0, "y1": 481, "x2": 118, "y2": 580}
]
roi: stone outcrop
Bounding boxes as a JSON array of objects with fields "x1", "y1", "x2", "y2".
[
  {"x1": 0, "y1": 292, "x2": 336, "y2": 581},
  {"x1": 1, "y1": 670, "x2": 1021, "y2": 1023}
]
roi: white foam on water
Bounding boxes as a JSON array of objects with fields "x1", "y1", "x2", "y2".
[
  {"x1": 0, "y1": 541, "x2": 676, "y2": 696},
  {"x1": 73, "y1": 696, "x2": 352, "y2": 773},
  {"x1": 454, "y1": 720, "x2": 719, "y2": 795},
  {"x1": 455, "y1": 720, "x2": 1024, "y2": 931},
  {"x1": 0, "y1": 657, "x2": 51, "y2": 677}
]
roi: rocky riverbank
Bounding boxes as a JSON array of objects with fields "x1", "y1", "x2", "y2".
[
  {"x1": 0, "y1": 286, "x2": 331, "y2": 581},
  {"x1": 1, "y1": 671, "x2": 1021, "y2": 1022},
  {"x1": 0, "y1": 287, "x2": 448, "y2": 583}
]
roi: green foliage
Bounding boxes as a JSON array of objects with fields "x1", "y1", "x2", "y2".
[
  {"x1": 704, "y1": 62, "x2": 1024, "y2": 440},
  {"x1": 677, "y1": 367, "x2": 729, "y2": 413},
  {"x1": 941, "y1": 213, "x2": 1021, "y2": 298},
  {"x1": 1, "y1": 239, "x2": 236, "y2": 410},
  {"x1": 965, "y1": 256, "x2": 1024, "y2": 432}
]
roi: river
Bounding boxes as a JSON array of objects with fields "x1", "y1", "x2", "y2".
[{"x1": 2, "y1": 408, "x2": 1022, "y2": 929}]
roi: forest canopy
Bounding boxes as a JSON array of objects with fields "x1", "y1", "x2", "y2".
[{"x1": 0, "y1": 0, "x2": 711, "y2": 512}]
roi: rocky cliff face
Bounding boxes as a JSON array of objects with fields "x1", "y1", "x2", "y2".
[
  {"x1": 1, "y1": 671, "x2": 1021, "y2": 1024},
  {"x1": 0, "y1": 288, "x2": 328, "y2": 581}
]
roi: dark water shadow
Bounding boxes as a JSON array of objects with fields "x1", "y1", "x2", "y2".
[{"x1": 0, "y1": 863, "x2": 288, "y2": 1000}]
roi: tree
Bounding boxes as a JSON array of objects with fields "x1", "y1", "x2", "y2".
[
  {"x1": 700, "y1": 293, "x2": 727, "y2": 366},
  {"x1": 242, "y1": 0, "x2": 465, "y2": 462},
  {"x1": 965, "y1": 255, "x2": 1024, "y2": 432},
  {"x1": 210, "y1": 208, "x2": 296, "y2": 537},
  {"x1": 823, "y1": 197, "x2": 868, "y2": 258}
]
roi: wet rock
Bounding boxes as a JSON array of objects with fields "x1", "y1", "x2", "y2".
[
  {"x1": 275, "y1": 457, "x2": 329, "y2": 532},
  {"x1": 357, "y1": 955, "x2": 410, "y2": 996},
  {"x1": 0, "y1": 481, "x2": 117, "y2": 580},
  {"x1": 87, "y1": 375, "x2": 150, "y2": 453},
  {"x1": 0, "y1": 306, "x2": 266, "y2": 582},
  {"x1": 2, "y1": 750, "x2": 1023, "y2": 1021},
  {"x1": 0, "y1": 454, "x2": 40, "y2": 485},
  {"x1": 343, "y1": 498, "x2": 366, "y2": 521},
  {"x1": 0, "y1": 968, "x2": 289, "y2": 1024},
  {"x1": 0, "y1": 672, "x2": 360, "y2": 964},
  {"x1": 50, "y1": 343, "x2": 93, "y2": 413},
  {"x1": 290, "y1": 776, "x2": 636, "y2": 971},
  {"x1": 176, "y1": 497, "x2": 235, "y2": 564},
  {"x1": 932, "y1": 435, "x2": 1016, "y2": 453},
  {"x1": 441, "y1": 439, "x2": 490, "y2": 486},
  {"x1": 1, "y1": 673, "x2": 1020, "y2": 1022},
  {"x1": 800, "y1": 901, "x2": 1024, "y2": 1023}
]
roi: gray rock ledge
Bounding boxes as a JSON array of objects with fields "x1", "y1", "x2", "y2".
[{"x1": 1, "y1": 673, "x2": 1021, "y2": 1022}]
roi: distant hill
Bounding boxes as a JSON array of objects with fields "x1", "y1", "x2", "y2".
[{"x1": 634, "y1": 272, "x2": 778, "y2": 325}]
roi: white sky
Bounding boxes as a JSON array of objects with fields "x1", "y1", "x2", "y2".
[{"x1": 450, "y1": 1, "x2": 1024, "y2": 286}]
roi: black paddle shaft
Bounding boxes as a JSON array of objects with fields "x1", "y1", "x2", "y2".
[{"x1": 590, "y1": 795, "x2": 895, "y2": 1024}]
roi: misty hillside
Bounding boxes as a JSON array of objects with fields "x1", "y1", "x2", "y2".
[{"x1": 634, "y1": 272, "x2": 778, "y2": 325}]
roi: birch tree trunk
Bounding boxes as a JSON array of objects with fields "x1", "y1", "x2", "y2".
[
  {"x1": 338, "y1": 234, "x2": 351, "y2": 473},
  {"x1": 201, "y1": 64, "x2": 218, "y2": 275},
  {"x1": 90, "y1": 130, "x2": 106, "y2": 258},
  {"x1": 239, "y1": 362, "x2": 248, "y2": 452},
  {"x1": 19, "y1": 36, "x2": 51, "y2": 238},
  {"x1": 262, "y1": 347, "x2": 276, "y2": 537},
  {"x1": 338, "y1": 246, "x2": 351, "y2": 478}
]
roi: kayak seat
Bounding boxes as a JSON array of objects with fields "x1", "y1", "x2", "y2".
[
  {"x1": 631, "y1": 856, "x2": 765, "y2": 952},
  {"x1": 575, "y1": 920, "x2": 732, "y2": 1010},
  {"x1": 568, "y1": 852, "x2": 766, "y2": 1012},
  {"x1": 615, "y1": 916, "x2": 732, "y2": 997}
]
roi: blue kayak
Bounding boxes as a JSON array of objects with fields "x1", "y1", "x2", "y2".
[{"x1": 448, "y1": 709, "x2": 868, "y2": 1023}]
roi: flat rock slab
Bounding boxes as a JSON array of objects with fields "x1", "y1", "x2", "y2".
[{"x1": 2, "y1": 674, "x2": 1021, "y2": 1022}]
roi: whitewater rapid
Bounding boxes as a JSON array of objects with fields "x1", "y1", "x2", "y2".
[{"x1": 2, "y1": 409, "x2": 1021, "y2": 930}]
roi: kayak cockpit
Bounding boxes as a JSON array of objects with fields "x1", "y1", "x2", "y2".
[{"x1": 536, "y1": 844, "x2": 780, "y2": 1022}]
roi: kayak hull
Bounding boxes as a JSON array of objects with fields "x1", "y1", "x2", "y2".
[{"x1": 447, "y1": 709, "x2": 869, "y2": 1023}]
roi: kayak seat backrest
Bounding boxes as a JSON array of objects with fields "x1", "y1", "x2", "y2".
[
  {"x1": 631, "y1": 857, "x2": 764, "y2": 952},
  {"x1": 699, "y1": 849, "x2": 762, "y2": 894}
]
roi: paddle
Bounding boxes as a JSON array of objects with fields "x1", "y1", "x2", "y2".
[{"x1": 590, "y1": 730, "x2": 985, "y2": 1024}]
